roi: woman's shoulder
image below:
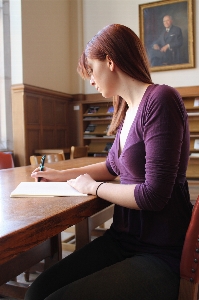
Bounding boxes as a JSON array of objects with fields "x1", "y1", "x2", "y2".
[
  {"x1": 145, "y1": 84, "x2": 182, "y2": 104},
  {"x1": 143, "y1": 84, "x2": 186, "y2": 119},
  {"x1": 147, "y1": 83, "x2": 179, "y2": 95}
]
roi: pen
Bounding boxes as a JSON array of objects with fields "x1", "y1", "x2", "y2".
[{"x1": 38, "y1": 155, "x2": 46, "y2": 182}]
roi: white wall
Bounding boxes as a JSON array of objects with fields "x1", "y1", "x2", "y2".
[
  {"x1": 82, "y1": 0, "x2": 199, "y2": 94},
  {"x1": 21, "y1": 0, "x2": 71, "y2": 94}
]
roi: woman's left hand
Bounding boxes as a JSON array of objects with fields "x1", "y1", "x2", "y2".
[{"x1": 67, "y1": 173, "x2": 98, "y2": 195}]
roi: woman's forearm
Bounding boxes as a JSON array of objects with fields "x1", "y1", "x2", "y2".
[
  {"x1": 31, "y1": 161, "x2": 116, "y2": 182},
  {"x1": 60, "y1": 161, "x2": 116, "y2": 181},
  {"x1": 91, "y1": 181, "x2": 140, "y2": 210}
]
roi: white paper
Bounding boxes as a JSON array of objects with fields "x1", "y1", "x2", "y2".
[{"x1": 10, "y1": 182, "x2": 87, "y2": 197}]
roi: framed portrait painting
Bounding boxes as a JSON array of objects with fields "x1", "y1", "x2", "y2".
[{"x1": 139, "y1": 0, "x2": 194, "y2": 72}]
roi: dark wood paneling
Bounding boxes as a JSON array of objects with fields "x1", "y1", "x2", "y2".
[
  {"x1": 12, "y1": 84, "x2": 73, "y2": 166},
  {"x1": 26, "y1": 129, "x2": 41, "y2": 161},
  {"x1": 25, "y1": 95, "x2": 41, "y2": 125},
  {"x1": 55, "y1": 101, "x2": 68, "y2": 125},
  {"x1": 42, "y1": 129, "x2": 55, "y2": 148},
  {"x1": 42, "y1": 98, "x2": 54, "y2": 126},
  {"x1": 55, "y1": 129, "x2": 68, "y2": 148}
]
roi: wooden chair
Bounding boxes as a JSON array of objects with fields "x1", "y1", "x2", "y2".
[
  {"x1": 34, "y1": 149, "x2": 65, "y2": 160},
  {"x1": 30, "y1": 153, "x2": 64, "y2": 165},
  {"x1": 70, "y1": 145, "x2": 89, "y2": 159},
  {"x1": 178, "y1": 195, "x2": 199, "y2": 300},
  {"x1": 0, "y1": 152, "x2": 14, "y2": 169}
]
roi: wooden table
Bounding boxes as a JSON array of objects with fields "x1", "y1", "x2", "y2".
[{"x1": 0, "y1": 157, "x2": 108, "y2": 297}]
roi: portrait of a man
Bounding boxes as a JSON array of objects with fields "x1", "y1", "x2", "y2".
[
  {"x1": 139, "y1": 0, "x2": 194, "y2": 71},
  {"x1": 150, "y1": 15, "x2": 183, "y2": 66}
]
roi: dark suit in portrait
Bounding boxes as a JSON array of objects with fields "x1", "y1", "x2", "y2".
[{"x1": 149, "y1": 17, "x2": 183, "y2": 67}]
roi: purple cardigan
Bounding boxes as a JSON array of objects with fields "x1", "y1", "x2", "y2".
[{"x1": 106, "y1": 84, "x2": 192, "y2": 274}]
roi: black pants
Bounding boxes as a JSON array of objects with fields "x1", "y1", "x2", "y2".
[{"x1": 25, "y1": 232, "x2": 179, "y2": 300}]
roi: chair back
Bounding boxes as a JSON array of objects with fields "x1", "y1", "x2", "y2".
[
  {"x1": 0, "y1": 152, "x2": 14, "y2": 169},
  {"x1": 178, "y1": 195, "x2": 199, "y2": 300},
  {"x1": 70, "y1": 146, "x2": 88, "y2": 159},
  {"x1": 34, "y1": 149, "x2": 65, "y2": 160},
  {"x1": 30, "y1": 154, "x2": 64, "y2": 166}
]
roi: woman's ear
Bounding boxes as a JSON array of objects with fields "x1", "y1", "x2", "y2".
[{"x1": 106, "y1": 55, "x2": 114, "y2": 71}]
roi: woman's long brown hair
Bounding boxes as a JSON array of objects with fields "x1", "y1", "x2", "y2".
[{"x1": 77, "y1": 24, "x2": 153, "y2": 135}]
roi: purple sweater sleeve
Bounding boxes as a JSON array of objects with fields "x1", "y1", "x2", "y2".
[{"x1": 134, "y1": 86, "x2": 189, "y2": 210}]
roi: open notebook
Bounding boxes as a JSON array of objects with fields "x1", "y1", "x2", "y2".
[{"x1": 10, "y1": 182, "x2": 87, "y2": 197}]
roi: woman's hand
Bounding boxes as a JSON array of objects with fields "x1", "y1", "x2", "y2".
[
  {"x1": 67, "y1": 173, "x2": 99, "y2": 195},
  {"x1": 31, "y1": 167, "x2": 62, "y2": 182}
]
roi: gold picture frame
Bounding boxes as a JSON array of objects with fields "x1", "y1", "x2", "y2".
[{"x1": 139, "y1": 0, "x2": 194, "y2": 72}]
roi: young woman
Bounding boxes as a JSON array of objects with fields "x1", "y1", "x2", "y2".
[{"x1": 25, "y1": 24, "x2": 192, "y2": 300}]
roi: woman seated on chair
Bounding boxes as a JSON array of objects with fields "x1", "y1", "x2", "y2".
[{"x1": 26, "y1": 24, "x2": 192, "y2": 300}]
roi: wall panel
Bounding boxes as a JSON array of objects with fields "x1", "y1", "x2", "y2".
[{"x1": 12, "y1": 84, "x2": 73, "y2": 166}]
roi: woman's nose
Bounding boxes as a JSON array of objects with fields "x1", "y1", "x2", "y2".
[{"x1": 90, "y1": 75, "x2": 95, "y2": 86}]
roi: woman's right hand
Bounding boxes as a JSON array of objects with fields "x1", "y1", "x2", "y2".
[{"x1": 31, "y1": 167, "x2": 62, "y2": 182}]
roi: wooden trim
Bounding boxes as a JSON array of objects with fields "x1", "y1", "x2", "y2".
[
  {"x1": 72, "y1": 94, "x2": 85, "y2": 101},
  {"x1": 73, "y1": 93, "x2": 112, "y2": 103},
  {"x1": 12, "y1": 84, "x2": 73, "y2": 100},
  {"x1": 175, "y1": 86, "x2": 199, "y2": 97}
]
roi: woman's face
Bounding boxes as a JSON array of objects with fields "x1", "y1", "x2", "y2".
[{"x1": 87, "y1": 57, "x2": 116, "y2": 98}]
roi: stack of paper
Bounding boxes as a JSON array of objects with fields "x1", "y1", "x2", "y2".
[{"x1": 10, "y1": 182, "x2": 87, "y2": 197}]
